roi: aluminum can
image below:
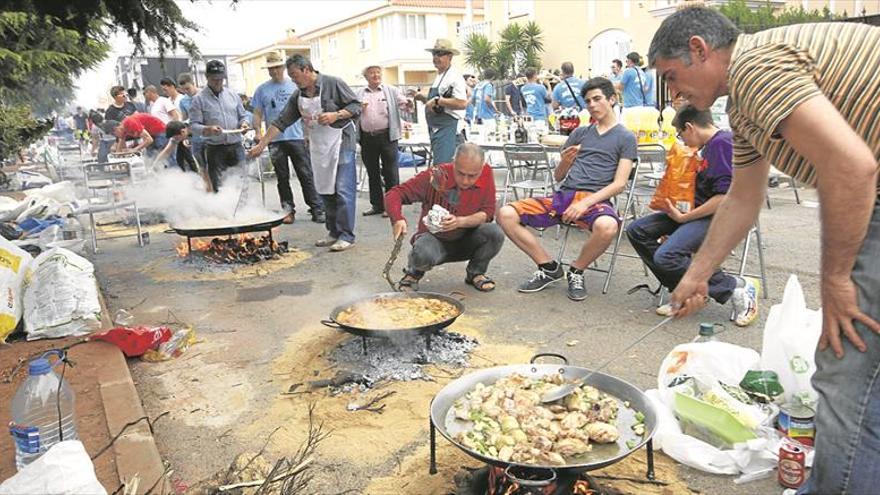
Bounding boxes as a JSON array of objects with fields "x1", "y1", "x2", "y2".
[{"x1": 778, "y1": 438, "x2": 806, "y2": 489}]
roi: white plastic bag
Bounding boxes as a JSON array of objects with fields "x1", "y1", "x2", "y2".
[
  {"x1": 652, "y1": 342, "x2": 780, "y2": 475},
  {"x1": 22, "y1": 248, "x2": 101, "y2": 340},
  {"x1": 24, "y1": 181, "x2": 76, "y2": 204},
  {"x1": 760, "y1": 275, "x2": 822, "y2": 407},
  {"x1": 0, "y1": 441, "x2": 107, "y2": 495},
  {"x1": 0, "y1": 237, "x2": 32, "y2": 342}
]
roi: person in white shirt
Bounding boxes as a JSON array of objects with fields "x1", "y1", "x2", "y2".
[
  {"x1": 408, "y1": 38, "x2": 468, "y2": 164},
  {"x1": 160, "y1": 78, "x2": 185, "y2": 114},
  {"x1": 146, "y1": 84, "x2": 181, "y2": 124}
]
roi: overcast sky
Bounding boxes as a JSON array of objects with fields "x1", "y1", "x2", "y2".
[{"x1": 75, "y1": 0, "x2": 383, "y2": 107}]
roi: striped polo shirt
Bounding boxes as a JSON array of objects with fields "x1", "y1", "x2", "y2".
[{"x1": 726, "y1": 22, "x2": 880, "y2": 191}]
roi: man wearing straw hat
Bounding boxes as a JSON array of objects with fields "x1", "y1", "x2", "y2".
[
  {"x1": 252, "y1": 51, "x2": 325, "y2": 224},
  {"x1": 408, "y1": 39, "x2": 469, "y2": 165}
]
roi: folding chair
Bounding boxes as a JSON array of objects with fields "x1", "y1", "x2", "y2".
[
  {"x1": 556, "y1": 164, "x2": 643, "y2": 294},
  {"x1": 765, "y1": 173, "x2": 801, "y2": 209},
  {"x1": 501, "y1": 144, "x2": 555, "y2": 204},
  {"x1": 75, "y1": 161, "x2": 144, "y2": 253},
  {"x1": 730, "y1": 219, "x2": 769, "y2": 299},
  {"x1": 401, "y1": 142, "x2": 432, "y2": 175}
]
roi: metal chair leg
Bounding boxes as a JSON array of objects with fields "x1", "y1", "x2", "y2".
[
  {"x1": 88, "y1": 209, "x2": 98, "y2": 254},
  {"x1": 556, "y1": 226, "x2": 571, "y2": 266},
  {"x1": 754, "y1": 221, "x2": 769, "y2": 299},
  {"x1": 134, "y1": 202, "x2": 144, "y2": 248},
  {"x1": 789, "y1": 176, "x2": 801, "y2": 205}
]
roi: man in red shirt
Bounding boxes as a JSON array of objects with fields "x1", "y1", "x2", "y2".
[
  {"x1": 384, "y1": 143, "x2": 504, "y2": 292},
  {"x1": 109, "y1": 112, "x2": 168, "y2": 159}
]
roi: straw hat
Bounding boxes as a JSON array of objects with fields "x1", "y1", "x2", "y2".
[
  {"x1": 426, "y1": 39, "x2": 460, "y2": 56},
  {"x1": 262, "y1": 52, "x2": 286, "y2": 69}
]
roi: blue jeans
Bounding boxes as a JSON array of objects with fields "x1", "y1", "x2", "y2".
[
  {"x1": 322, "y1": 149, "x2": 357, "y2": 243},
  {"x1": 625, "y1": 212, "x2": 736, "y2": 303},
  {"x1": 799, "y1": 200, "x2": 880, "y2": 494}
]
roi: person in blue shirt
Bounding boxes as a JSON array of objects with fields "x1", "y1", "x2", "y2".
[
  {"x1": 177, "y1": 72, "x2": 206, "y2": 172},
  {"x1": 551, "y1": 62, "x2": 586, "y2": 111},
  {"x1": 644, "y1": 68, "x2": 657, "y2": 108},
  {"x1": 473, "y1": 68, "x2": 498, "y2": 126},
  {"x1": 463, "y1": 73, "x2": 476, "y2": 124},
  {"x1": 520, "y1": 67, "x2": 550, "y2": 121},
  {"x1": 252, "y1": 52, "x2": 325, "y2": 224},
  {"x1": 616, "y1": 52, "x2": 650, "y2": 109}
]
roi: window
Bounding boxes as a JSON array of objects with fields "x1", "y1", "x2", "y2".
[
  {"x1": 328, "y1": 35, "x2": 338, "y2": 58},
  {"x1": 507, "y1": 0, "x2": 533, "y2": 18},
  {"x1": 403, "y1": 14, "x2": 426, "y2": 39},
  {"x1": 455, "y1": 21, "x2": 461, "y2": 37},
  {"x1": 380, "y1": 15, "x2": 395, "y2": 41},
  {"x1": 358, "y1": 26, "x2": 371, "y2": 51},
  {"x1": 310, "y1": 40, "x2": 321, "y2": 60}
]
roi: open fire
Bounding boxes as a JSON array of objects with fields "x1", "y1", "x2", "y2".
[{"x1": 176, "y1": 233, "x2": 288, "y2": 264}]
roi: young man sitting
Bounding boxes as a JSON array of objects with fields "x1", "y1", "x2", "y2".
[
  {"x1": 625, "y1": 105, "x2": 759, "y2": 326},
  {"x1": 497, "y1": 77, "x2": 637, "y2": 301},
  {"x1": 385, "y1": 143, "x2": 504, "y2": 292}
]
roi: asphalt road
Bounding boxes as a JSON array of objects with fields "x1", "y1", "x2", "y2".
[{"x1": 94, "y1": 170, "x2": 819, "y2": 494}]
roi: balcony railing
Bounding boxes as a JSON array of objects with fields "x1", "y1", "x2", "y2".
[{"x1": 459, "y1": 20, "x2": 491, "y2": 40}]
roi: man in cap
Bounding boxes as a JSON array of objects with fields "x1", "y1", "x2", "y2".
[
  {"x1": 247, "y1": 54, "x2": 362, "y2": 252},
  {"x1": 252, "y1": 52, "x2": 325, "y2": 224},
  {"x1": 650, "y1": 7, "x2": 880, "y2": 493},
  {"x1": 357, "y1": 64, "x2": 410, "y2": 217},
  {"x1": 408, "y1": 39, "x2": 468, "y2": 165},
  {"x1": 188, "y1": 60, "x2": 251, "y2": 192}
]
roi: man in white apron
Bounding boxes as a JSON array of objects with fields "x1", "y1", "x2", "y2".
[
  {"x1": 248, "y1": 54, "x2": 362, "y2": 252},
  {"x1": 409, "y1": 39, "x2": 468, "y2": 165}
]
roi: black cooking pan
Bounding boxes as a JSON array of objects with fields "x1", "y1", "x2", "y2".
[
  {"x1": 170, "y1": 213, "x2": 286, "y2": 238},
  {"x1": 430, "y1": 353, "x2": 658, "y2": 474},
  {"x1": 321, "y1": 291, "x2": 464, "y2": 338}
]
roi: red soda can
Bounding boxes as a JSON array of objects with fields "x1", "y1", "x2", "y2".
[{"x1": 778, "y1": 439, "x2": 806, "y2": 488}]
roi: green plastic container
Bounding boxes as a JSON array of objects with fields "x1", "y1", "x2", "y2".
[{"x1": 674, "y1": 392, "x2": 757, "y2": 449}]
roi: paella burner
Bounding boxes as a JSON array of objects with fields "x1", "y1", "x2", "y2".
[{"x1": 453, "y1": 466, "x2": 624, "y2": 495}]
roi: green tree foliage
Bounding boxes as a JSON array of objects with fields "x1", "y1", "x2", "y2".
[
  {"x1": 0, "y1": 105, "x2": 54, "y2": 165},
  {"x1": 0, "y1": 1, "x2": 200, "y2": 160},
  {"x1": 463, "y1": 21, "x2": 544, "y2": 79},
  {"x1": 718, "y1": 0, "x2": 839, "y2": 34}
]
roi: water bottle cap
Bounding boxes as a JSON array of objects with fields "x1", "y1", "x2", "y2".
[
  {"x1": 28, "y1": 358, "x2": 52, "y2": 375},
  {"x1": 698, "y1": 323, "x2": 715, "y2": 337}
]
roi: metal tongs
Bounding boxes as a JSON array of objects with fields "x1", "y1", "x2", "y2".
[
  {"x1": 382, "y1": 234, "x2": 405, "y2": 291},
  {"x1": 540, "y1": 316, "x2": 674, "y2": 403}
]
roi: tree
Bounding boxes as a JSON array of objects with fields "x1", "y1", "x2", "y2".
[
  {"x1": 718, "y1": 0, "x2": 839, "y2": 33},
  {"x1": 463, "y1": 21, "x2": 544, "y2": 79},
  {"x1": 0, "y1": 1, "x2": 200, "y2": 160}
]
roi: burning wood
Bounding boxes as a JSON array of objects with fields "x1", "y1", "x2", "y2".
[{"x1": 176, "y1": 234, "x2": 288, "y2": 264}]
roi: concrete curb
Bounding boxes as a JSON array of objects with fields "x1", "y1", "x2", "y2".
[{"x1": 96, "y1": 290, "x2": 166, "y2": 494}]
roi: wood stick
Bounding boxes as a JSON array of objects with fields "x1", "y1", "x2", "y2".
[{"x1": 217, "y1": 458, "x2": 313, "y2": 492}]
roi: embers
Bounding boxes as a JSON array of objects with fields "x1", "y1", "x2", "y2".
[
  {"x1": 176, "y1": 234, "x2": 288, "y2": 264},
  {"x1": 453, "y1": 466, "x2": 616, "y2": 495}
]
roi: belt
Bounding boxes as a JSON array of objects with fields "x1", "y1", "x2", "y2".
[
  {"x1": 361, "y1": 128, "x2": 389, "y2": 137},
  {"x1": 205, "y1": 142, "x2": 241, "y2": 148}
]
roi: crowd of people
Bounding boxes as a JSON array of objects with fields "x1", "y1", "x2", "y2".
[{"x1": 55, "y1": 9, "x2": 880, "y2": 491}]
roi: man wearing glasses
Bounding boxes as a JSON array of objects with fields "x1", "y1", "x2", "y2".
[
  {"x1": 252, "y1": 52, "x2": 325, "y2": 224},
  {"x1": 625, "y1": 105, "x2": 759, "y2": 326}
]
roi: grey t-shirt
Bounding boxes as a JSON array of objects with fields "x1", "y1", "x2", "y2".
[{"x1": 560, "y1": 124, "x2": 638, "y2": 192}]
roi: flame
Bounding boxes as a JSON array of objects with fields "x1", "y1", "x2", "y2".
[{"x1": 175, "y1": 233, "x2": 287, "y2": 263}]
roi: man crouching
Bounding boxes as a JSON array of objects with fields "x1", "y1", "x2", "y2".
[
  {"x1": 497, "y1": 77, "x2": 637, "y2": 301},
  {"x1": 384, "y1": 143, "x2": 504, "y2": 292}
]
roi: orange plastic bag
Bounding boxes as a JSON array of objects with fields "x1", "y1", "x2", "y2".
[{"x1": 649, "y1": 142, "x2": 701, "y2": 213}]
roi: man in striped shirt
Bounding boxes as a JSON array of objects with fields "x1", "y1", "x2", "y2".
[{"x1": 650, "y1": 7, "x2": 880, "y2": 493}]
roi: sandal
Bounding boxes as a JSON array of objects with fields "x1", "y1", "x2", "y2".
[
  {"x1": 465, "y1": 274, "x2": 496, "y2": 292},
  {"x1": 397, "y1": 274, "x2": 421, "y2": 292}
]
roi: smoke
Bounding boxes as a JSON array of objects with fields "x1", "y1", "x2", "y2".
[{"x1": 125, "y1": 167, "x2": 281, "y2": 227}]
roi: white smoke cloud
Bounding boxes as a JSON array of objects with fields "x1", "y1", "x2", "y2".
[{"x1": 125, "y1": 167, "x2": 282, "y2": 228}]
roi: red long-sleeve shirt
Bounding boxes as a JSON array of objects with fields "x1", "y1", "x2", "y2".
[{"x1": 384, "y1": 162, "x2": 496, "y2": 242}]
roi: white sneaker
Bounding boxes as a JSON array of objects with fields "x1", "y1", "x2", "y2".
[
  {"x1": 329, "y1": 239, "x2": 354, "y2": 252},
  {"x1": 315, "y1": 236, "x2": 337, "y2": 247},
  {"x1": 732, "y1": 277, "x2": 761, "y2": 327},
  {"x1": 656, "y1": 303, "x2": 674, "y2": 316}
]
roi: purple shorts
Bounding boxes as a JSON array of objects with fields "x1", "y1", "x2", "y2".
[{"x1": 510, "y1": 189, "x2": 620, "y2": 230}]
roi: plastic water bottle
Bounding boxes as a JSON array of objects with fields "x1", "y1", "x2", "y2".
[
  {"x1": 9, "y1": 353, "x2": 78, "y2": 470},
  {"x1": 692, "y1": 322, "x2": 719, "y2": 343},
  {"x1": 61, "y1": 214, "x2": 83, "y2": 241}
]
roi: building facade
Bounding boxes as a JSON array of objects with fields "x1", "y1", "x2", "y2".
[
  {"x1": 232, "y1": 30, "x2": 311, "y2": 96},
  {"x1": 297, "y1": 0, "x2": 485, "y2": 87}
]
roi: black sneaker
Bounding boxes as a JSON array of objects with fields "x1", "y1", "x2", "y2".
[
  {"x1": 518, "y1": 265, "x2": 565, "y2": 293},
  {"x1": 567, "y1": 271, "x2": 587, "y2": 301},
  {"x1": 311, "y1": 211, "x2": 326, "y2": 223}
]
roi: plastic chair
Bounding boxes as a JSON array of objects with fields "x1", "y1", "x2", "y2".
[
  {"x1": 501, "y1": 144, "x2": 555, "y2": 205},
  {"x1": 555, "y1": 164, "x2": 642, "y2": 294},
  {"x1": 76, "y1": 161, "x2": 144, "y2": 253}
]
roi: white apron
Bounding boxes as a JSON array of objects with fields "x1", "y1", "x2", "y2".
[{"x1": 300, "y1": 94, "x2": 344, "y2": 195}]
